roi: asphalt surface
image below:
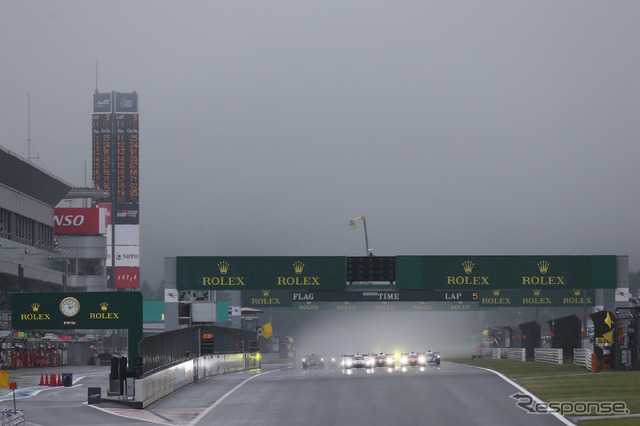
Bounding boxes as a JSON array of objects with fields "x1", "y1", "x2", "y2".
[{"x1": 0, "y1": 362, "x2": 574, "y2": 426}]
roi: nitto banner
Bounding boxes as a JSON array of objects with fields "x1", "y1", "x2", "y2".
[
  {"x1": 395, "y1": 256, "x2": 617, "y2": 290},
  {"x1": 176, "y1": 256, "x2": 346, "y2": 290}
]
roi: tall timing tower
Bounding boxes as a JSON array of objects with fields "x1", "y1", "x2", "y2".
[{"x1": 92, "y1": 92, "x2": 140, "y2": 289}]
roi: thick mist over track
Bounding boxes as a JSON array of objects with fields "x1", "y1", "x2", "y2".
[{"x1": 292, "y1": 310, "x2": 485, "y2": 357}]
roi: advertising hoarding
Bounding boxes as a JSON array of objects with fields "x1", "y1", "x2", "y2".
[
  {"x1": 114, "y1": 266, "x2": 139, "y2": 289},
  {"x1": 107, "y1": 245, "x2": 140, "y2": 267},
  {"x1": 114, "y1": 203, "x2": 139, "y2": 225},
  {"x1": 395, "y1": 255, "x2": 617, "y2": 290},
  {"x1": 176, "y1": 256, "x2": 346, "y2": 291},
  {"x1": 54, "y1": 207, "x2": 106, "y2": 235}
]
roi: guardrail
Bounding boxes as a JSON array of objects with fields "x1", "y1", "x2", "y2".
[
  {"x1": 507, "y1": 348, "x2": 526, "y2": 361},
  {"x1": 574, "y1": 348, "x2": 593, "y2": 371},
  {"x1": 130, "y1": 352, "x2": 260, "y2": 409},
  {"x1": 534, "y1": 348, "x2": 563, "y2": 364}
]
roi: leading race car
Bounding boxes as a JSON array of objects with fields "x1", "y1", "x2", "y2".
[
  {"x1": 302, "y1": 354, "x2": 325, "y2": 368},
  {"x1": 426, "y1": 351, "x2": 441, "y2": 365},
  {"x1": 351, "y1": 354, "x2": 366, "y2": 368}
]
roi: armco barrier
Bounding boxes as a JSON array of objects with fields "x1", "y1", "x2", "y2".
[
  {"x1": 573, "y1": 348, "x2": 593, "y2": 372},
  {"x1": 534, "y1": 348, "x2": 563, "y2": 364},
  {"x1": 507, "y1": 348, "x2": 526, "y2": 361},
  {"x1": 133, "y1": 352, "x2": 260, "y2": 409}
]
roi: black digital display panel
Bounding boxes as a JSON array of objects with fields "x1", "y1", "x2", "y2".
[
  {"x1": 92, "y1": 113, "x2": 112, "y2": 197},
  {"x1": 114, "y1": 113, "x2": 139, "y2": 203}
]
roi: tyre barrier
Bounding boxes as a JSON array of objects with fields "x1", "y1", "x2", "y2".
[{"x1": 0, "y1": 409, "x2": 25, "y2": 426}]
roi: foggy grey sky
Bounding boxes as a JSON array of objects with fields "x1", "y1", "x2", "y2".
[{"x1": 1, "y1": 1, "x2": 640, "y2": 289}]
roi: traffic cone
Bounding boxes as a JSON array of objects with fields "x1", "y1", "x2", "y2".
[
  {"x1": 40, "y1": 374, "x2": 44, "y2": 386},
  {"x1": 44, "y1": 373, "x2": 49, "y2": 386},
  {"x1": 57, "y1": 374, "x2": 62, "y2": 386},
  {"x1": 49, "y1": 373, "x2": 56, "y2": 386}
]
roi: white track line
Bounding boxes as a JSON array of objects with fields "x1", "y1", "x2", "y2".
[
  {"x1": 187, "y1": 367, "x2": 287, "y2": 426},
  {"x1": 471, "y1": 365, "x2": 575, "y2": 426}
]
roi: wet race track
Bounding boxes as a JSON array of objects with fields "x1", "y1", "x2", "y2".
[{"x1": 0, "y1": 362, "x2": 573, "y2": 426}]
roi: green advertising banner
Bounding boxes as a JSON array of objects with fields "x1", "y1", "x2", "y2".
[
  {"x1": 177, "y1": 256, "x2": 346, "y2": 290},
  {"x1": 396, "y1": 256, "x2": 616, "y2": 290},
  {"x1": 242, "y1": 290, "x2": 294, "y2": 308},
  {"x1": 292, "y1": 301, "x2": 490, "y2": 312},
  {"x1": 477, "y1": 288, "x2": 595, "y2": 307},
  {"x1": 143, "y1": 300, "x2": 165, "y2": 322},
  {"x1": 11, "y1": 292, "x2": 143, "y2": 365}
]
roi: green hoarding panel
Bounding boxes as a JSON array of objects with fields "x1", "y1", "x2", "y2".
[
  {"x1": 11, "y1": 292, "x2": 143, "y2": 365},
  {"x1": 177, "y1": 256, "x2": 346, "y2": 291},
  {"x1": 395, "y1": 256, "x2": 422, "y2": 289},
  {"x1": 242, "y1": 290, "x2": 294, "y2": 307},
  {"x1": 291, "y1": 301, "x2": 489, "y2": 312},
  {"x1": 143, "y1": 300, "x2": 165, "y2": 322},
  {"x1": 216, "y1": 301, "x2": 229, "y2": 322},
  {"x1": 397, "y1": 256, "x2": 616, "y2": 290},
  {"x1": 478, "y1": 288, "x2": 595, "y2": 307}
]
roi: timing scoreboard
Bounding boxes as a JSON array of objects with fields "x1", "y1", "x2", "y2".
[
  {"x1": 92, "y1": 92, "x2": 141, "y2": 289},
  {"x1": 92, "y1": 92, "x2": 139, "y2": 204}
]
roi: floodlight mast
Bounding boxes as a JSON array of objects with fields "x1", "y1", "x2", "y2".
[{"x1": 349, "y1": 215, "x2": 371, "y2": 256}]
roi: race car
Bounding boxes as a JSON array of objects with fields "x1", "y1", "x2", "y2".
[
  {"x1": 351, "y1": 354, "x2": 366, "y2": 368},
  {"x1": 385, "y1": 353, "x2": 396, "y2": 367},
  {"x1": 401, "y1": 352, "x2": 425, "y2": 366},
  {"x1": 374, "y1": 353, "x2": 387, "y2": 367},
  {"x1": 302, "y1": 354, "x2": 325, "y2": 368},
  {"x1": 426, "y1": 351, "x2": 441, "y2": 365},
  {"x1": 364, "y1": 354, "x2": 375, "y2": 368},
  {"x1": 341, "y1": 354, "x2": 354, "y2": 369}
]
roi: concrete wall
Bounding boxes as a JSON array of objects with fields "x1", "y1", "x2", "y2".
[{"x1": 133, "y1": 352, "x2": 261, "y2": 409}]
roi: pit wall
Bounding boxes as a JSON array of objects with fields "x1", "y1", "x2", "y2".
[{"x1": 134, "y1": 352, "x2": 261, "y2": 409}]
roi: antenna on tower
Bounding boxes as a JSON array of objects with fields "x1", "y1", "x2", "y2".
[
  {"x1": 95, "y1": 61, "x2": 98, "y2": 93},
  {"x1": 26, "y1": 94, "x2": 39, "y2": 162}
]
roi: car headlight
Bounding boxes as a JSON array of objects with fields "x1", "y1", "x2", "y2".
[
  {"x1": 346, "y1": 360, "x2": 352, "y2": 367},
  {"x1": 331, "y1": 357, "x2": 336, "y2": 362},
  {"x1": 320, "y1": 358, "x2": 324, "y2": 362},
  {"x1": 400, "y1": 356, "x2": 408, "y2": 364},
  {"x1": 302, "y1": 358, "x2": 306, "y2": 363},
  {"x1": 418, "y1": 356, "x2": 426, "y2": 364}
]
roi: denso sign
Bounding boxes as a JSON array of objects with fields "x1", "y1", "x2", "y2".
[{"x1": 54, "y1": 208, "x2": 105, "y2": 235}]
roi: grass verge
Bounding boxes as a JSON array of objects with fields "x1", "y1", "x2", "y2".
[{"x1": 447, "y1": 356, "x2": 640, "y2": 426}]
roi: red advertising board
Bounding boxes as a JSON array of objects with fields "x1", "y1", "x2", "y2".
[
  {"x1": 54, "y1": 208, "x2": 103, "y2": 235},
  {"x1": 98, "y1": 203, "x2": 112, "y2": 225},
  {"x1": 115, "y1": 266, "x2": 139, "y2": 289}
]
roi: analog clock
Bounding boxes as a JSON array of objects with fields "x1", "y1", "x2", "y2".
[{"x1": 59, "y1": 297, "x2": 80, "y2": 317}]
